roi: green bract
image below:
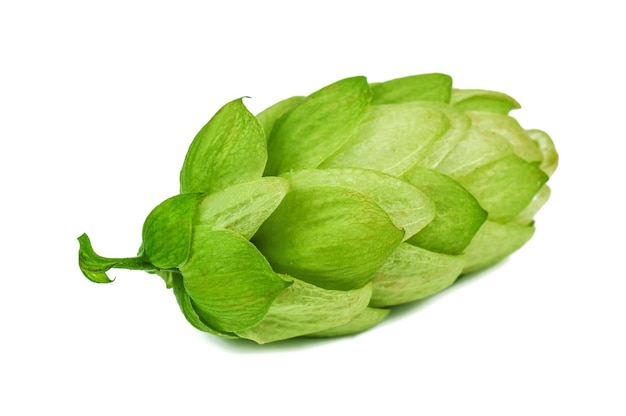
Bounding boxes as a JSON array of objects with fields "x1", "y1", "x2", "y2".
[{"x1": 78, "y1": 73, "x2": 558, "y2": 344}]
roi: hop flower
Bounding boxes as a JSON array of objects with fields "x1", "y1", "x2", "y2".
[{"x1": 78, "y1": 73, "x2": 557, "y2": 344}]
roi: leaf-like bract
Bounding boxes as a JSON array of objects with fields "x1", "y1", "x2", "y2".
[{"x1": 180, "y1": 98, "x2": 266, "y2": 194}]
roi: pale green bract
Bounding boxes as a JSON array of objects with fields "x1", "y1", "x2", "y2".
[{"x1": 78, "y1": 74, "x2": 558, "y2": 344}]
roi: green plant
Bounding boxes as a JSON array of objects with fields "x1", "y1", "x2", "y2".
[{"x1": 78, "y1": 73, "x2": 557, "y2": 344}]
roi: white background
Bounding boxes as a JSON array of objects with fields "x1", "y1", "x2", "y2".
[{"x1": 1, "y1": 1, "x2": 624, "y2": 414}]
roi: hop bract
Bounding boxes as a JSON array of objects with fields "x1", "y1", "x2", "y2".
[{"x1": 78, "y1": 73, "x2": 558, "y2": 344}]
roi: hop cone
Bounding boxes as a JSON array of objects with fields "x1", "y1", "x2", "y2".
[{"x1": 78, "y1": 73, "x2": 558, "y2": 344}]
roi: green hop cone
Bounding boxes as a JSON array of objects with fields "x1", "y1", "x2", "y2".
[{"x1": 78, "y1": 73, "x2": 558, "y2": 344}]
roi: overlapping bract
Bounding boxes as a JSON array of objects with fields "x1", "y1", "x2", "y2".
[{"x1": 78, "y1": 73, "x2": 557, "y2": 344}]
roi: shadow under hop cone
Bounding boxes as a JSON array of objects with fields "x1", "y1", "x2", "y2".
[{"x1": 78, "y1": 73, "x2": 558, "y2": 344}]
